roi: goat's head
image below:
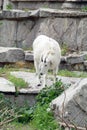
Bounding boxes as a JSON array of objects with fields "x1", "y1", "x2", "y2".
[
  {"x1": 39, "y1": 54, "x2": 50, "y2": 76},
  {"x1": 39, "y1": 51, "x2": 54, "y2": 76}
]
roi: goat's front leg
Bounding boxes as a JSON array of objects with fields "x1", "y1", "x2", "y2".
[
  {"x1": 53, "y1": 68, "x2": 58, "y2": 83},
  {"x1": 42, "y1": 74, "x2": 47, "y2": 87},
  {"x1": 34, "y1": 60, "x2": 39, "y2": 76}
]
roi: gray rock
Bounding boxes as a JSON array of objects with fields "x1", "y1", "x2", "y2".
[
  {"x1": 39, "y1": 8, "x2": 87, "y2": 18},
  {"x1": 2, "y1": 9, "x2": 39, "y2": 19},
  {"x1": 25, "y1": 51, "x2": 33, "y2": 61},
  {"x1": 0, "y1": 47, "x2": 25, "y2": 62},
  {"x1": 84, "y1": 60, "x2": 87, "y2": 66},
  {"x1": 0, "y1": 77, "x2": 15, "y2": 92},
  {"x1": 10, "y1": 0, "x2": 87, "y2": 10},
  {"x1": 0, "y1": 20, "x2": 17, "y2": 47},
  {"x1": 67, "y1": 53, "x2": 84, "y2": 64},
  {"x1": 50, "y1": 78, "x2": 87, "y2": 127}
]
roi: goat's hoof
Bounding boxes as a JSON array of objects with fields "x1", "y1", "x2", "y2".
[{"x1": 37, "y1": 84, "x2": 41, "y2": 86}]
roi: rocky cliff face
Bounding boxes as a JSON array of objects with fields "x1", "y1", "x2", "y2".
[{"x1": 0, "y1": 9, "x2": 87, "y2": 51}]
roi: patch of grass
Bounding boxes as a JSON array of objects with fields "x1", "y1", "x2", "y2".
[
  {"x1": 81, "y1": 6, "x2": 87, "y2": 12},
  {"x1": 59, "y1": 69, "x2": 87, "y2": 78},
  {"x1": 0, "y1": 21, "x2": 3, "y2": 25},
  {"x1": 0, "y1": 66, "x2": 19, "y2": 77},
  {"x1": 8, "y1": 74, "x2": 28, "y2": 89},
  {"x1": 23, "y1": 46, "x2": 33, "y2": 51},
  {"x1": 6, "y1": 4, "x2": 13, "y2": 10},
  {"x1": 4, "y1": 122, "x2": 34, "y2": 130}
]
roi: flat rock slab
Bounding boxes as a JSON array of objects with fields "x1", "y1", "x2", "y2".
[
  {"x1": 1, "y1": 9, "x2": 87, "y2": 20},
  {"x1": 0, "y1": 47, "x2": 25, "y2": 62},
  {"x1": 0, "y1": 77, "x2": 15, "y2": 92},
  {"x1": 0, "y1": 71, "x2": 82, "y2": 94},
  {"x1": 10, "y1": 71, "x2": 81, "y2": 93}
]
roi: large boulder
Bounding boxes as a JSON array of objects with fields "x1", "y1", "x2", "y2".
[
  {"x1": 0, "y1": 47, "x2": 25, "y2": 62},
  {"x1": 50, "y1": 78, "x2": 87, "y2": 127}
]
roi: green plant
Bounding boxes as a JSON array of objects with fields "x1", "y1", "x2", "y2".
[
  {"x1": 84, "y1": 54, "x2": 87, "y2": 60},
  {"x1": 0, "y1": 66, "x2": 19, "y2": 77},
  {"x1": 36, "y1": 80, "x2": 64, "y2": 105},
  {"x1": 61, "y1": 44, "x2": 69, "y2": 56},
  {"x1": 31, "y1": 104, "x2": 60, "y2": 130},
  {"x1": 81, "y1": 6, "x2": 87, "y2": 12},
  {"x1": 0, "y1": 93, "x2": 34, "y2": 127},
  {"x1": 17, "y1": 105, "x2": 35, "y2": 124},
  {"x1": 0, "y1": 21, "x2": 3, "y2": 25},
  {"x1": 0, "y1": 93, "x2": 22, "y2": 127},
  {"x1": 59, "y1": 69, "x2": 87, "y2": 78},
  {"x1": 31, "y1": 80, "x2": 65, "y2": 130},
  {"x1": 6, "y1": 4, "x2": 13, "y2": 10}
]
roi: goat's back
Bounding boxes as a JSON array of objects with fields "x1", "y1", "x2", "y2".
[{"x1": 33, "y1": 35, "x2": 61, "y2": 61}]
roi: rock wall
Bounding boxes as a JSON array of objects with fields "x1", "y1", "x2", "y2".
[
  {"x1": 7, "y1": 0, "x2": 87, "y2": 10},
  {"x1": 0, "y1": 9, "x2": 87, "y2": 51}
]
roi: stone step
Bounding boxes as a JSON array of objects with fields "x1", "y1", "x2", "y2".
[
  {"x1": 0, "y1": 71, "x2": 81, "y2": 106},
  {"x1": 1, "y1": 9, "x2": 87, "y2": 20}
]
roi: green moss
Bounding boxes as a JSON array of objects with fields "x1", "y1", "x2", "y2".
[{"x1": 59, "y1": 69, "x2": 87, "y2": 78}]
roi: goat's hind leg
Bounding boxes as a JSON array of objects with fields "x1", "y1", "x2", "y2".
[
  {"x1": 53, "y1": 67, "x2": 58, "y2": 84},
  {"x1": 34, "y1": 60, "x2": 41, "y2": 86}
]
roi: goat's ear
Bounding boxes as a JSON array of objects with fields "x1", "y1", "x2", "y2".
[
  {"x1": 41, "y1": 55, "x2": 43, "y2": 62},
  {"x1": 44, "y1": 57, "x2": 46, "y2": 63}
]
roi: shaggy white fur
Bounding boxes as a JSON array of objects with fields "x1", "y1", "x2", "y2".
[{"x1": 33, "y1": 35, "x2": 61, "y2": 87}]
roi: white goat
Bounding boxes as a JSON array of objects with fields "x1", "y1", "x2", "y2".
[{"x1": 33, "y1": 35, "x2": 61, "y2": 87}]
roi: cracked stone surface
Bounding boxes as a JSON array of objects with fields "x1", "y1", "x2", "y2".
[
  {"x1": 0, "y1": 9, "x2": 87, "y2": 50},
  {"x1": 0, "y1": 77, "x2": 15, "y2": 92},
  {"x1": 50, "y1": 78, "x2": 87, "y2": 127},
  {"x1": 0, "y1": 71, "x2": 81, "y2": 94},
  {"x1": 10, "y1": 71, "x2": 81, "y2": 93}
]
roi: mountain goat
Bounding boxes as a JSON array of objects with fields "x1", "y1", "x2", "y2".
[{"x1": 33, "y1": 35, "x2": 61, "y2": 87}]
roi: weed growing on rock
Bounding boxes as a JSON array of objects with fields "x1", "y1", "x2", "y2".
[
  {"x1": 81, "y1": 6, "x2": 87, "y2": 12},
  {"x1": 31, "y1": 80, "x2": 65, "y2": 130},
  {"x1": 6, "y1": 4, "x2": 13, "y2": 10}
]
